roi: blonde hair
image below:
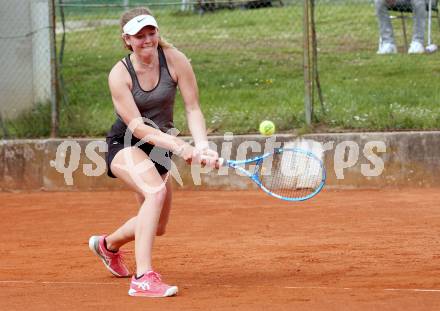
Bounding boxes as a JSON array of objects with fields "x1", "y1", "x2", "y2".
[{"x1": 120, "y1": 7, "x2": 172, "y2": 51}]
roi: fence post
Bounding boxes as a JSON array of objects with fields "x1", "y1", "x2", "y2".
[
  {"x1": 123, "y1": 0, "x2": 129, "y2": 10},
  {"x1": 310, "y1": 0, "x2": 324, "y2": 116},
  {"x1": 303, "y1": 0, "x2": 312, "y2": 126},
  {"x1": 49, "y1": 0, "x2": 59, "y2": 138}
]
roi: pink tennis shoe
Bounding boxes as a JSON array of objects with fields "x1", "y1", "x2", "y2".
[
  {"x1": 88, "y1": 235, "x2": 130, "y2": 277},
  {"x1": 128, "y1": 271, "x2": 178, "y2": 298}
]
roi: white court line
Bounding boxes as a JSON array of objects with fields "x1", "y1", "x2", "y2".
[
  {"x1": 1, "y1": 280, "x2": 440, "y2": 292},
  {"x1": 284, "y1": 286, "x2": 440, "y2": 293},
  {"x1": 384, "y1": 288, "x2": 440, "y2": 293}
]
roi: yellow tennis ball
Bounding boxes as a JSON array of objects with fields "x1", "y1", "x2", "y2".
[{"x1": 259, "y1": 120, "x2": 275, "y2": 136}]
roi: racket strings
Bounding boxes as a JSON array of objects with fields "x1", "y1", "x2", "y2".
[{"x1": 258, "y1": 151, "x2": 323, "y2": 199}]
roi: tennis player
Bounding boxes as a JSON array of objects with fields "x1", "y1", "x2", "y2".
[{"x1": 89, "y1": 7, "x2": 218, "y2": 298}]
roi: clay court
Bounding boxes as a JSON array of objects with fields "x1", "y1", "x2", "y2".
[{"x1": 1, "y1": 188, "x2": 439, "y2": 310}]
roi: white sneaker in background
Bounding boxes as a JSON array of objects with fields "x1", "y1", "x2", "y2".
[
  {"x1": 377, "y1": 42, "x2": 397, "y2": 54},
  {"x1": 408, "y1": 41, "x2": 425, "y2": 54}
]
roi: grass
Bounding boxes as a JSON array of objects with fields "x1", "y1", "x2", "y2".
[
  {"x1": 2, "y1": 1, "x2": 440, "y2": 138},
  {"x1": 1, "y1": 103, "x2": 52, "y2": 138}
]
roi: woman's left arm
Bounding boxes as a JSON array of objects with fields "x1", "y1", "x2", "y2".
[{"x1": 173, "y1": 50, "x2": 213, "y2": 152}]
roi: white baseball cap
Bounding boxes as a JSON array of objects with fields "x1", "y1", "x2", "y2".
[{"x1": 123, "y1": 15, "x2": 159, "y2": 35}]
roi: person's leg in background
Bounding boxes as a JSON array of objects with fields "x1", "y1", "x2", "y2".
[
  {"x1": 375, "y1": 0, "x2": 398, "y2": 54},
  {"x1": 408, "y1": 0, "x2": 427, "y2": 53}
]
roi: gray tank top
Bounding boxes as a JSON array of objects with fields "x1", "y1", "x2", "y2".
[{"x1": 107, "y1": 46, "x2": 177, "y2": 137}]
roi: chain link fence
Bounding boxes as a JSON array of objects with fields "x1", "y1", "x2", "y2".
[
  {"x1": 312, "y1": 0, "x2": 440, "y2": 130},
  {"x1": 54, "y1": 0, "x2": 440, "y2": 135},
  {"x1": 0, "y1": 0, "x2": 57, "y2": 137},
  {"x1": 55, "y1": 0, "x2": 300, "y2": 136},
  {"x1": 1, "y1": 0, "x2": 439, "y2": 138}
]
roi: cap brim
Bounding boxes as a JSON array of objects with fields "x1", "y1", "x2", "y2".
[{"x1": 123, "y1": 15, "x2": 159, "y2": 35}]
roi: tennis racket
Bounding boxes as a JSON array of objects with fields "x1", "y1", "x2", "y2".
[{"x1": 218, "y1": 147, "x2": 326, "y2": 201}]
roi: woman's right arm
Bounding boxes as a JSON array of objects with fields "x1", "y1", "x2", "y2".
[{"x1": 108, "y1": 63, "x2": 197, "y2": 162}]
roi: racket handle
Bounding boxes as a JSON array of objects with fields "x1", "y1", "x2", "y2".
[
  {"x1": 217, "y1": 158, "x2": 226, "y2": 167},
  {"x1": 200, "y1": 155, "x2": 225, "y2": 168}
]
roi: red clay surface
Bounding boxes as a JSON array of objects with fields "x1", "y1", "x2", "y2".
[{"x1": 1, "y1": 189, "x2": 440, "y2": 310}]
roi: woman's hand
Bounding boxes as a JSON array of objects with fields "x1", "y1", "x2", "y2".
[
  {"x1": 199, "y1": 148, "x2": 220, "y2": 169},
  {"x1": 175, "y1": 143, "x2": 220, "y2": 169},
  {"x1": 175, "y1": 143, "x2": 201, "y2": 165}
]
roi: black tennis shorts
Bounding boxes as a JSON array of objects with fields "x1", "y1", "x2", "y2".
[{"x1": 106, "y1": 134, "x2": 173, "y2": 178}]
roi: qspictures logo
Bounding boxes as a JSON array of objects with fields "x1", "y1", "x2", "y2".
[{"x1": 49, "y1": 119, "x2": 386, "y2": 191}]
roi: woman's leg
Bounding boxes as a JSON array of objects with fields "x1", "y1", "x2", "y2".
[
  {"x1": 105, "y1": 217, "x2": 137, "y2": 251},
  {"x1": 156, "y1": 176, "x2": 173, "y2": 236},
  {"x1": 109, "y1": 146, "x2": 167, "y2": 276},
  {"x1": 105, "y1": 174, "x2": 173, "y2": 250}
]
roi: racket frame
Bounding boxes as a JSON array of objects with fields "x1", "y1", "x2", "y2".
[{"x1": 223, "y1": 147, "x2": 326, "y2": 201}]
